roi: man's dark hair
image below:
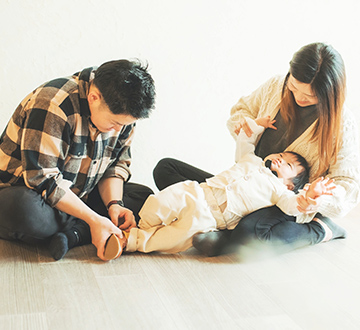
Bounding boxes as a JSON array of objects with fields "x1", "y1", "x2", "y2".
[
  {"x1": 286, "y1": 151, "x2": 310, "y2": 193},
  {"x1": 93, "y1": 59, "x2": 155, "y2": 119}
]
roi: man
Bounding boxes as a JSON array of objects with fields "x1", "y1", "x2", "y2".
[{"x1": 0, "y1": 59, "x2": 156, "y2": 261}]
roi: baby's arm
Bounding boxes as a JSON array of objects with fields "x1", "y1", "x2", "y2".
[
  {"x1": 235, "y1": 117, "x2": 266, "y2": 161},
  {"x1": 235, "y1": 116, "x2": 276, "y2": 162}
]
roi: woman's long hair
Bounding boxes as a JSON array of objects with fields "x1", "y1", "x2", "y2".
[{"x1": 280, "y1": 42, "x2": 346, "y2": 177}]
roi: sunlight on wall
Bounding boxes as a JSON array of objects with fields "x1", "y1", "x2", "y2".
[{"x1": 0, "y1": 0, "x2": 359, "y2": 191}]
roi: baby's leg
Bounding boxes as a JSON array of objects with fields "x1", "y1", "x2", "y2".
[
  {"x1": 126, "y1": 181, "x2": 217, "y2": 253},
  {"x1": 137, "y1": 195, "x2": 178, "y2": 229},
  {"x1": 138, "y1": 181, "x2": 194, "y2": 229}
]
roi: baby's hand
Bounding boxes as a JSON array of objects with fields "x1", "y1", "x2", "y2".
[
  {"x1": 306, "y1": 177, "x2": 336, "y2": 200},
  {"x1": 235, "y1": 117, "x2": 253, "y2": 137},
  {"x1": 255, "y1": 116, "x2": 277, "y2": 130}
]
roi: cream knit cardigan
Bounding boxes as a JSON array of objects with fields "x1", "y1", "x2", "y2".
[{"x1": 227, "y1": 75, "x2": 360, "y2": 220}]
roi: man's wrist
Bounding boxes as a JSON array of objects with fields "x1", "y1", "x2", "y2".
[{"x1": 106, "y1": 200, "x2": 124, "y2": 211}]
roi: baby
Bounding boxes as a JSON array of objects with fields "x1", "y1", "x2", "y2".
[{"x1": 103, "y1": 117, "x2": 334, "y2": 259}]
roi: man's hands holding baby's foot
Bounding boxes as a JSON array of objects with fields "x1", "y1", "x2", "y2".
[{"x1": 103, "y1": 233, "x2": 128, "y2": 260}]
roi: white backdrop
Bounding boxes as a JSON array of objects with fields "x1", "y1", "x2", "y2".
[{"x1": 1, "y1": 0, "x2": 359, "y2": 191}]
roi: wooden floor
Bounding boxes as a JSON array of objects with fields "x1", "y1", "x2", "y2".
[{"x1": 2, "y1": 205, "x2": 360, "y2": 330}]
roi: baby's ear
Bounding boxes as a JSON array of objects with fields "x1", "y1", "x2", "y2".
[{"x1": 285, "y1": 179, "x2": 295, "y2": 191}]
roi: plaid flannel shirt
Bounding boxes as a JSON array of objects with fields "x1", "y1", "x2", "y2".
[{"x1": 0, "y1": 67, "x2": 134, "y2": 207}]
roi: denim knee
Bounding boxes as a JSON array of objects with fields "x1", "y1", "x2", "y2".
[{"x1": 0, "y1": 186, "x2": 65, "y2": 241}]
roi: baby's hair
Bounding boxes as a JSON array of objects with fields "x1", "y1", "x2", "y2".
[{"x1": 285, "y1": 151, "x2": 310, "y2": 193}]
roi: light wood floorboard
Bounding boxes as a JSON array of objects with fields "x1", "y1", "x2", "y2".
[{"x1": 1, "y1": 205, "x2": 360, "y2": 329}]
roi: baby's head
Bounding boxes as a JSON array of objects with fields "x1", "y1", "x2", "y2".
[{"x1": 264, "y1": 151, "x2": 310, "y2": 193}]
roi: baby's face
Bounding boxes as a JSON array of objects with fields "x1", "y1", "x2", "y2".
[{"x1": 264, "y1": 152, "x2": 303, "y2": 187}]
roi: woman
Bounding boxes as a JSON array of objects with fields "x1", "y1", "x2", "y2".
[{"x1": 153, "y1": 42, "x2": 360, "y2": 257}]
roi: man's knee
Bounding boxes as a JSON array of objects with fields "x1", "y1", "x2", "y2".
[
  {"x1": 124, "y1": 182, "x2": 154, "y2": 199},
  {"x1": 0, "y1": 186, "x2": 59, "y2": 239},
  {"x1": 0, "y1": 186, "x2": 41, "y2": 222}
]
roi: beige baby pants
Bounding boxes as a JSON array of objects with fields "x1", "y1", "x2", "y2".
[{"x1": 126, "y1": 180, "x2": 222, "y2": 253}]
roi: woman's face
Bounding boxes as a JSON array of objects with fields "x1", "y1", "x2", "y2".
[{"x1": 287, "y1": 74, "x2": 318, "y2": 107}]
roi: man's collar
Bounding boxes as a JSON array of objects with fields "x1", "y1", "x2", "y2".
[{"x1": 75, "y1": 67, "x2": 97, "y2": 118}]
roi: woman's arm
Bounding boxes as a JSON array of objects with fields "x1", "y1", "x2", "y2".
[
  {"x1": 297, "y1": 108, "x2": 360, "y2": 218},
  {"x1": 324, "y1": 110, "x2": 360, "y2": 218}
]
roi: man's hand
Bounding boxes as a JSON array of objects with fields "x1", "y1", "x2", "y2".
[
  {"x1": 108, "y1": 204, "x2": 136, "y2": 231},
  {"x1": 89, "y1": 215, "x2": 123, "y2": 260}
]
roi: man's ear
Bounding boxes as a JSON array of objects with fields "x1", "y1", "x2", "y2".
[{"x1": 88, "y1": 86, "x2": 102, "y2": 105}]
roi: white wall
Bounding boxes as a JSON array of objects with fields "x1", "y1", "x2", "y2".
[{"x1": 1, "y1": 0, "x2": 359, "y2": 191}]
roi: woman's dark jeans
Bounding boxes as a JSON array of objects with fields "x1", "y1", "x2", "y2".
[
  {"x1": 153, "y1": 158, "x2": 326, "y2": 255},
  {"x1": 0, "y1": 182, "x2": 153, "y2": 245}
]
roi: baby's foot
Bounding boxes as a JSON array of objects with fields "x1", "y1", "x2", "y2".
[{"x1": 103, "y1": 233, "x2": 127, "y2": 260}]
